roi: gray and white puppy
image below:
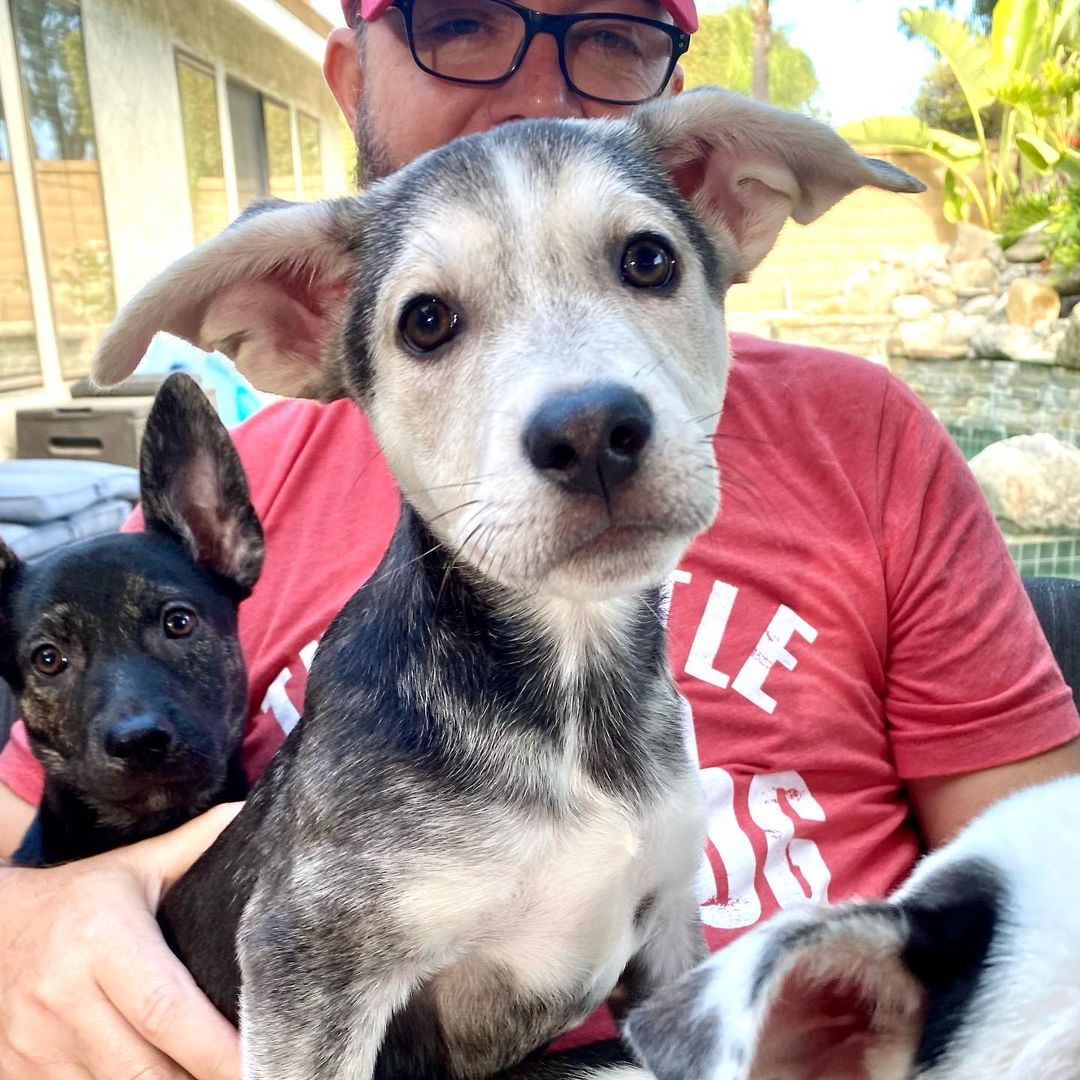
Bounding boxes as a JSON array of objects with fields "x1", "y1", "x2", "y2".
[
  {"x1": 92, "y1": 90, "x2": 924, "y2": 1080},
  {"x1": 626, "y1": 776, "x2": 1080, "y2": 1080}
]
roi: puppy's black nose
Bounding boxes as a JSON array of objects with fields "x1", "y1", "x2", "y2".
[
  {"x1": 104, "y1": 715, "x2": 175, "y2": 766},
  {"x1": 524, "y1": 384, "x2": 653, "y2": 497}
]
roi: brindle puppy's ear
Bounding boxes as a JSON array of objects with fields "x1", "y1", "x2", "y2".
[
  {"x1": 139, "y1": 372, "x2": 265, "y2": 597},
  {"x1": 0, "y1": 538, "x2": 24, "y2": 690}
]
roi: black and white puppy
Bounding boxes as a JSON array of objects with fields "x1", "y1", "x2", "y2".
[
  {"x1": 0, "y1": 374, "x2": 261, "y2": 866},
  {"x1": 626, "y1": 776, "x2": 1080, "y2": 1080},
  {"x1": 91, "y1": 91, "x2": 923, "y2": 1079}
]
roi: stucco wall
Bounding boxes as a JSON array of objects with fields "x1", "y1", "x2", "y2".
[{"x1": 82, "y1": 0, "x2": 348, "y2": 308}]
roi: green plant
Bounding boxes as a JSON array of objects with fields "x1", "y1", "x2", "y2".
[
  {"x1": 681, "y1": 4, "x2": 820, "y2": 114},
  {"x1": 1045, "y1": 180, "x2": 1080, "y2": 271},
  {"x1": 840, "y1": 0, "x2": 1080, "y2": 231},
  {"x1": 1000, "y1": 189, "x2": 1058, "y2": 247}
]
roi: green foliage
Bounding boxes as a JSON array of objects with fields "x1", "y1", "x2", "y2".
[
  {"x1": 915, "y1": 61, "x2": 1002, "y2": 138},
  {"x1": 902, "y1": 0, "x2": 999, "y2": 35},
  {"x1": 680, "y1": 4, "x2": 820, "y2": 114},
  {"x1": 1044, "y1": 181, "x2": 1080, "y2": 271},
  {"x1": 999, "y1": 189, "x2": 1057, "y2": 246},
  {"x1": 842, "y1": 0, "x2": 1080, "y2": 233}
]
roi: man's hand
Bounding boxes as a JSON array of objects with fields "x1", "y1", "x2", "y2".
[{"x1": 0, "y1": 803, "x2": 242, "y2": 1080}]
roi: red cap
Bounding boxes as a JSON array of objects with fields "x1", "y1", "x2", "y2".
[{"x1": 343, "y1": 1, "x2": 698, "y2": 33}]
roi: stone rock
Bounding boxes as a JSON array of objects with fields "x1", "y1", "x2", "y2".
[
  {"x1": 970, "y1": 323, "x2": 1056, "y2": 362},
  {"x1": 951, "y1": 258, "x2": 998, "y2": 296},
  {"x1": 1052, "y1": 265, "x2": 1080, "y2": 296},
  {"x1": 921, "y1": 284, "x2": 959, "y2": 309},
  {"x1": 1006, "y1": 279, "x2": 1062, "y2": 326},
  {"x1": 891, "y1": 294, "x2": 935, "y2": 320},
  {"x1": 1003, "y1": 223, "x2": 1049, "y2": 263},
  {"x1": 962, "y1": 294, "x2": 998, "y2": 317},
  {"x1": 1062, "y1": 294, "x2": 1080, "y2": 318},
  {"x1": 969, "y1": 434, "x2": 1080, "y2": 533},
  {"x1": 842, "y1": 265, "x2": 919, "y2": 314},
  {"x1": 1000, "y1": 264, "x2": 1037, "y2": 286},
  {"x1": 888, "y1": 315, "x2": 949, "y2": 356},
  {"x1": 943, "y1": 312, "x2": 987, "y2": 345},
  {"x1": 948, "y1": 222, "x2": 998, "y2": 263},
  {"x1": 1057, "y1": 307, "x2": 1080, "y2": 368}
]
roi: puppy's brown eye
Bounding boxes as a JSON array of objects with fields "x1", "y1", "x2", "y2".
[
  {"x1": 162, "y1": 606, "x2": 197, "y2": 639},
  {"x1": 31, "y1": 644, "x2": 68, "y2": 677},
  {"x1": 399, "y1": 296, "x2": 460, "y2": 354},
  {"x1": 621, "y1": 234, "x2": 677, "y2": 290}
]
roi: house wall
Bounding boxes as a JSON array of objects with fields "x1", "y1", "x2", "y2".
[
  {"x1": 0, "y1": 0, "x2": 348, "y2": 455},
  {"x1": 82, "y1": 0, "x2": 348, "y2": 309}
]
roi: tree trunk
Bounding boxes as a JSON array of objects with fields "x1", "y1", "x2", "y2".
[{"x1": 749, "y1": 0, "x2": 772, "y2": 102}]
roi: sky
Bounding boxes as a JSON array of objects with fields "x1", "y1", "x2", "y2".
[
  {"x1": 311, "y1": 0, "x2": 976, "y2": 127},
  {"x1": 700, "y1": 0, "x2": 976, "y2": 125}
]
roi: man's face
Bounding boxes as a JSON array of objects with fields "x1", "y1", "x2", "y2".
[{"x1": 324, "y1": 0, "x2": 684, "y2": 184}]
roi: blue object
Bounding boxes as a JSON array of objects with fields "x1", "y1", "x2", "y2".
[
  {"x1": 137, "y1": 333, "x2": 263, "y2": 428},
  {"x1": 0, "y1": 460, "x2": 139, "y2": 524},
  {"x1": 0, "y1": 498, "x2": 134, "y2": 560}
]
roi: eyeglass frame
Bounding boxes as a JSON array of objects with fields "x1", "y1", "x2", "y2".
[{"x1": 346, "y1": 0, "x2": 691, "y2": 107}]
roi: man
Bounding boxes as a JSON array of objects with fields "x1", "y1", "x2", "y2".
[{"x1": 0, "y1": 3, "x2": 1077, "y2": 1077}]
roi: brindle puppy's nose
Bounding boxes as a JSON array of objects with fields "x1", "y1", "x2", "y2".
[
  {"x1": 524, "y1": 384, "x2": 654, "y2": 497},
  {"x1": 104, "y1": 714, "x2": 175, "y2": 767}
]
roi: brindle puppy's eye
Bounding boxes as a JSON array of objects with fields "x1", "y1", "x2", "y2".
[
  {"x1": 162, "y1": 605, "x2": 198, "y2": 639},
  {"x1": 399, "y1": 296, "x2": 460, "y2": 354},
  {"x1": 621, "y1": 234, "x2": 677, "y2": 290},
  {"x1": 31, "y1": 644, "x2": 68, "y2": 677}
]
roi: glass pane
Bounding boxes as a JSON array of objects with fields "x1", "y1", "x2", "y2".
[
  {"x1": 298, "y1": 112, "x2": 322, "y2": 201},
  {"x1": 0, "y1": 87, "x2": 41, "y2": 387},
  {"x1": 227, "y1": 77, "x2": 268, "y2": 210},
  {"x1": 11, "y1": 0, "x2": 116, "y2": 378},
  {"x1": 176, "y1": 57, "x2": 228, "y2": 245},
  {"x1": 263, "y1": 99, "x2": 295, "y2": 200}
]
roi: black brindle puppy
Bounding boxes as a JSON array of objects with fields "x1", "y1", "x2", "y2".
[{"x1": 0, "y1": 373, "x2": 263, "y2": 866}]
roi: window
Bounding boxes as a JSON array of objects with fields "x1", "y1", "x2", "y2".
[
  {"x1": 176, "y1": 56, "x2": 228, "y2": 245},
  {"x1": 225, "y1": 77, "x2": 298, "y2": 210},
  {"x1": 298, "y1": 111, "x2": 322, "y2": 201},
  {"x1": 11, "y1": 0, "x2": 116, "y2": 378},
  {"x1": 227, "y1": 77, "x2": 267, "y2": 210},
  {"x1": 263, "y1": 98, "x2": 294, "y2": 201},
  {"x1": 0, "y1": 85, "x2": 40, "y2": 389}
]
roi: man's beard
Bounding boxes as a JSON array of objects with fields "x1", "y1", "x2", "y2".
[{"x1": 353, "y1": 103, "x2": 396, "y2": 189}]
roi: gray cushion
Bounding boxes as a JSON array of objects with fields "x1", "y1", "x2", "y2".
[
  {"x1": 0, "y1": 460, "x2": 139, "y2": 524},
  {"x1": 0, "y1": 498, "x2": 133, "y2": 561}
]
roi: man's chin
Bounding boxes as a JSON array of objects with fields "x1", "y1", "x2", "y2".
[{"x1": 354, "y1": 106, "x2": 397, "y2": 188}]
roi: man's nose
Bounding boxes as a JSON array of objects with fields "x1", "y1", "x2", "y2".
[{"x1": 493, "y1": 33, "x2": 584, "y2": 120}]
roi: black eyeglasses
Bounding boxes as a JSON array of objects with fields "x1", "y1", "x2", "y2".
[{"x1": 367, "y1": 0, "x2": 689, "y2": 106}]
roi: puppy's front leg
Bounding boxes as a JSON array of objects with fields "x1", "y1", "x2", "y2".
[
  {"x1": 615, "y1": 892, "x2": 705, "y2": 1017},
  {"x1": 237, "y1": 893, "x2": 431, "y2": 1080}
]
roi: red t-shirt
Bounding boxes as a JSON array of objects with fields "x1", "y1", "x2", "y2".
[{"x1": 3, "y1": 335, "x2": 1076, "y2": 1037}]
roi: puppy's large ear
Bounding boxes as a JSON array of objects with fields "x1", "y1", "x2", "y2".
[
  {"x1": 91, "y1": 198, "x2": 358, "y2": 398},
  {"x1": 624, "y1": 903, "x2": 926, "y2": 1080},
  {"x1": 139, "y1": 373, "x2": 265, "y2": 597},
  {"x1": 631, "y1": 89, "x2": 927, "y2": 280}
]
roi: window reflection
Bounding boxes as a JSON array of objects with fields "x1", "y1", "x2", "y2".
[
  {"x1": 263, "y1": 98, "x2": 294, "y2": 201},
  {"x1": 11, "y1": 0, "x2": 116, "y2": 378},
  {"x1": 176, "y1": 57, "x2": 228, "y2": 245},
  {"x1": 0, "y1": 86, "x2": 40, "y2": 388},
  {"x1": 298, "y1": 112, "x2": 322, "y2": 202}
]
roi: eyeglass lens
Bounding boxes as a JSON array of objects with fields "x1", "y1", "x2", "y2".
[{"x1": 407, "y1": 0, "x2": 676, "y2": 103}]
